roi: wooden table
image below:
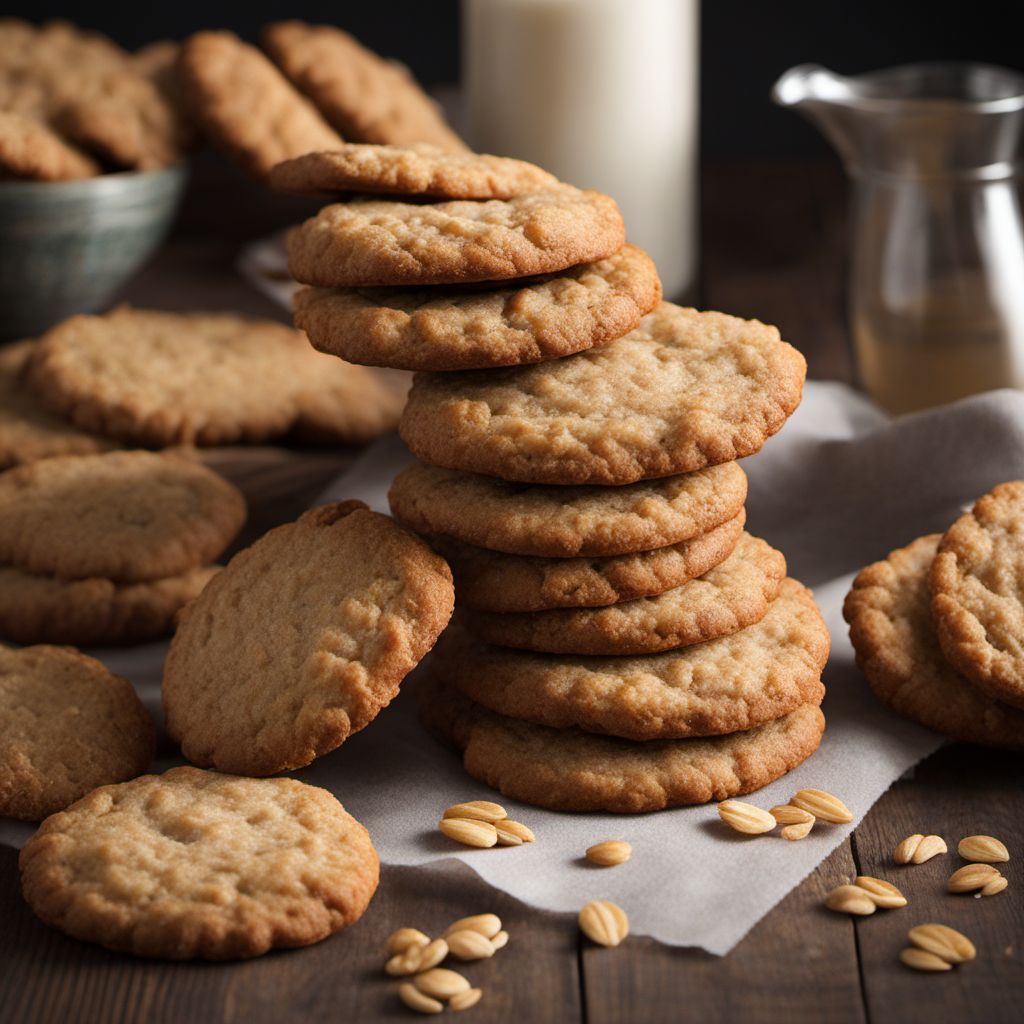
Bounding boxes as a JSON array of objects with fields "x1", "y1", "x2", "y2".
[{"x1": 2, "y1": 159, "x2": 1022, "y2": 1024}]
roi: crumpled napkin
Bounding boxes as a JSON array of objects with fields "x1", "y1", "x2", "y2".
[{"x1": 6, "y1": 382, "x2": 1024, "y2": 953}]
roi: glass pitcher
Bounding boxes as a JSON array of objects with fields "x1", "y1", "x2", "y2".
[{"x1": 773, "y1": 63, "x2": 1024, "y2": 414}]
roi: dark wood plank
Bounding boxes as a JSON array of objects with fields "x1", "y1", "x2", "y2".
[
  {"x1": 850, "y1": 744, "x2": 1024, "y2": 1023},
  {"x1": 700, "y1": 158, "x2": 852, "y2": 383},
  {"x1": 0, "y1": 852, "x2": 581, "y2": 1024},
  {"x1": 581, "y1": 840, "x2": 866, "y2": 1024}
]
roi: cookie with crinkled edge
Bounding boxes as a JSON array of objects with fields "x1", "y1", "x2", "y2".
[
  {"x1": 263, "y1": 21, "x2": 465, "y2": 151},
  {"x1": 295, "y1": 244, "x2": 662, "y2": 372},
  {"x1": 0, "y1": 450, "x2": 245, "y2": 583},
  {"x1": 418, "y1": 675, "x2": 825, "y2": 813},
  {"x1": 270, "y1": 143, "x2": 557, "y2": 199},
  {"x1": 464, "y1": 533, "x2": 785, "y2": 654},
  {"x1": 930, "y1": 481, "x2": 1024, "y2": 709},
  {"x1": 0, "y1": 644, "x2": 154, "y2": 820},
  {"x1": 400, "y1": 302, "x2": 806, "y2": 485},
  {"x1": 163, "y1": 500, "x2": 454, "y2": 776},
  {"x1": 438, "y1": 510, "x2": 745, "y2": 613},
  {"x1": 389, "y1": 461, "x2": 748, "y2": 558},
  {"x1": 178, "y1": 30, "x2": 343, "y2": 179},
  {"x1": 0, "y1": 340, "x2": 119, "y2": 468},
  {"x1": 436, "y1": 577, "x2": 828, "y2": 740},
  {"x1": 0, "y1": 564, "x2": 219, "y2": 646},
  {"x1": 844, "y1": 534, "x2": 1024, "y2": 750},
  {"x1": 19, "y1": 766, "x2": 379, "y2": 959},
  {"x1": 286, "y1": 188, "x2": 626, "y2": 288},
  {"x1": 0, "y1": 111, "x2": 99, "y2": 180}
]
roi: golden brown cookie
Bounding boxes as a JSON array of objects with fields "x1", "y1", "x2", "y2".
[
  {"x1": 295, "y1": 244, "x2": 662, "y2": 372},
  {"x1": 436, "y1": 578, "x2": 828, "y2": 740},
  {"x1": 400, "y1": 303, "x2": 806, "y2": 485},
  {"x1": 56, "y1": 63, "x2": 186, "y2": 170},
  {"x1": 0, "y1": 110, "x2": 99, "y2": 180},
  {"x1": 930, "y1": 482, "x2": 1024, "y2": 709},
  {"x1": 418, "y1": 675, "x2": 825, "y2": 813},
  {"x1": 28, "y1": 308, "x2": 398, "y2": 447},
  {"x1": 263, "y1": 21, "x2": 465, "y2": 151},
  {"x1": 1, "y1": 20, "x2": 129, "y2": 123},
  {"x1": 0, "y1": 340, "x2": 118, "y2": 468},
  {"x1": 0, "y1": 564, "x2": 218, "y2": 646},
  {"x1": 844, "y1": 534, "x2": 1024, "y2": 751},
  {"x1": 389, "y1": 461, "x2": 748, "y2": 558},
  {"x1": 270, "y1": 143, "x2": 557, "y2": 199},
  {"x1": 437, "y1": 510, "x2": 745, "y2": 613},
  {"x1": 463, "y1": 533, "x2": 786, "y2": 655},
  {"x1": 0, "y1": 450, "x2": 245, "y2": 583},
  {"x1": 132, "y1": 40, "x2": 200, "y2": 152},
  {"x1": 286, "y1": 188, "x2": 626, "y2": 288},
  {"x1": 19, "y1": 767, "x2": 379, "y2": 959},
  {"x1": 0, "y1": 644, "x2": 154, "y2": 820},
  {"x1": 178, "y1": 30, "x2": 343, "y2": 179},
  {"x1": 163, "y1": 501, "x2": 454, "y2": 776},
  {"x1": 289, "y1": 347, "x2": 405, "y2": 446}
]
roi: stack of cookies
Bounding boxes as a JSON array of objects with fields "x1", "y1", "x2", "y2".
[
  {"x1": 276, "y1": 143, "x2": 826, "y2": 813},
  {"x1": 845, "y1": 481, "x2": 1024, "y2": 752},
  {"x1": 0, "y1": 449, "x2": 245, "y2": 646}
]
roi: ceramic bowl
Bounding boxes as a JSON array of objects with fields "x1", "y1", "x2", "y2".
[{"x1": 0, "y1": 164, "x2": 187, "y2": 339}]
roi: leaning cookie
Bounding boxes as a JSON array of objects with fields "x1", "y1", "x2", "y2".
[
  {"x1": 163, "y1": 501, "x2": 454, "y2": 776},
  {"x1": 263, "y1": 21, "x2": 465, "y2": 151},
  {"x1": 270, "y1": 143, "x2": 558, "y2": 199},
  {"x1": 930, "y1": 481, "x2": 1024, "y2": 710},
  {"x1": 295, "y1": 244, "x2": 662, "y2": 372},
  {"x1": 0, "y1": 110, "x2": 99, "y2": 180},
  {"x1": 56, "y1": 63, "x2": 185, "y2": 170},
  {"x1": 436, "y1": 510, "x2": 745, "y2": 613},
  {"x1": 0, "y1": 644, "x2": 154, "y2": 820},
  {"x1": 389, "y1": 461, "x2": 748, "y2": 558},
  {"x1": 418, "y1": 675, "x2": 825, "y2": 813},
  {"x1": 286, "y1": 188, "x2": 626, "y2": 288},
  {"x1": 178, "y1": 30, "x2": 343, "y2": 179},
  {"x1": 19, "y1": 767, "x2": 379, "y2": 959},
  {"x1": 844, "y1": 533, "x2": 1024, "y2": 751},
  {"x1": 0, "y1": 450, "x2": 245, "y2": 583},
  {"x1": 400, "y1": 303, "x2": 806, "y2": 485},
  {"x1": 462, "y1": 533, "x2": 786, "y2": 655},
  {"x1": 435, "y1": 578, "x2": 829, "y2": 740},
  {"x1": 0, "y1": 564, "x2": 218, "y2": 646}
]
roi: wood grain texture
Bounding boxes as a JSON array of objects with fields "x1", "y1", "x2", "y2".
[
  {"x1": 850, "y1": 745, "x2": 1024, "y2": 1023},
  {"x1": 582, "y1": 842, "x2": 867, "y2": 1024},
  {"x1": 0, "y1": 856, "x2": 581, "y2": 1024}
]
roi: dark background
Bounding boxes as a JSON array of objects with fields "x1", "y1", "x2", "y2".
[{"x1": 10, "y1": 1, "x2": 1021, "y2": 159}]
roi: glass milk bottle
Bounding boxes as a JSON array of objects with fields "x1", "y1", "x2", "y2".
[{"x1": 462, "y1": 0, "x2": 699, "y2": 301}]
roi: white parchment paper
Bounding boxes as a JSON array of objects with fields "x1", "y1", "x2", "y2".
[{"x1": 7, "y1": 382, "x2": 1024, "y2": 953}]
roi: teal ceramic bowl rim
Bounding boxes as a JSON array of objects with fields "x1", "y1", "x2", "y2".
[{"x1": 0, "y1": 161, "x2": 189, "y2": 199}]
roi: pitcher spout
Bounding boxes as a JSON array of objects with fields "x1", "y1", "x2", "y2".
[
  {"x1": 773, "y1": 61, "x2": 1024, "y2": 180},
  {"x1": 772, "y1": 64, "x2": 869, "y2": 171},
  {"x1": 771, "y1": 64, "x2": 854, "y2": 109}
]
